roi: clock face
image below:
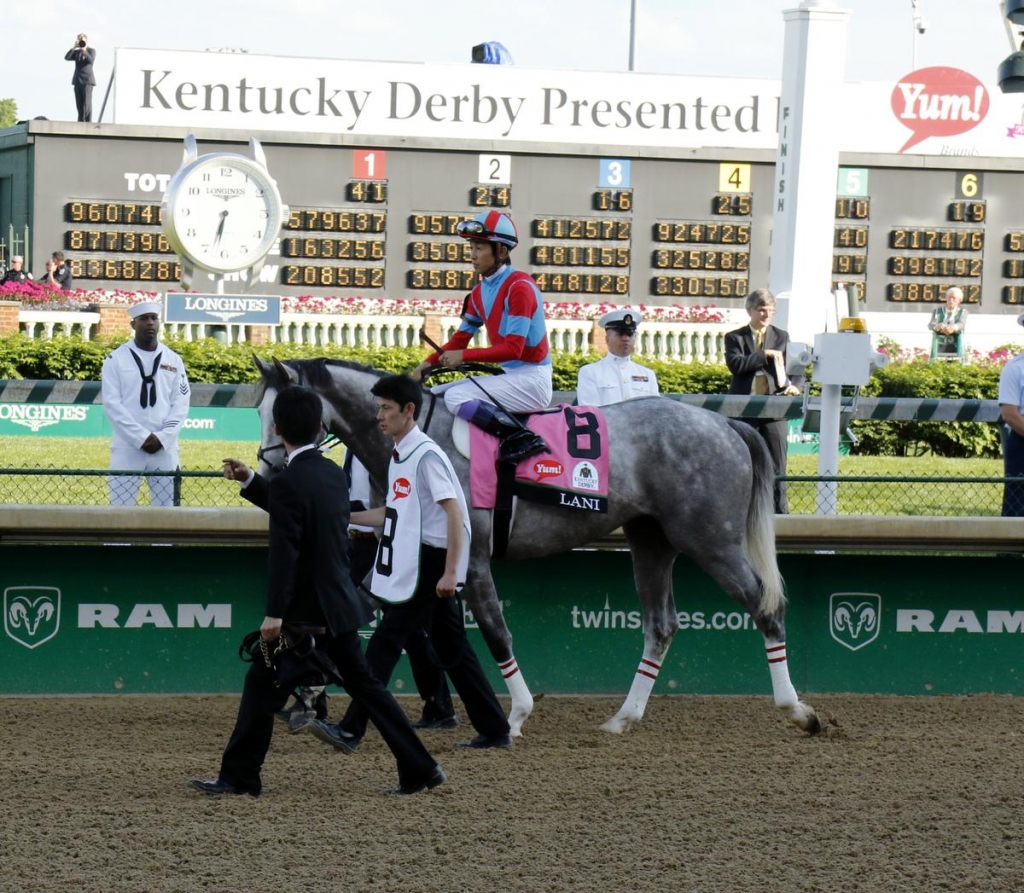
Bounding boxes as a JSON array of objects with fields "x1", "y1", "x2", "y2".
[{"x1": 164, "y1": 154, "x2": 284, "y2": 274}]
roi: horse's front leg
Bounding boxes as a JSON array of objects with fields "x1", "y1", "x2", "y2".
[
  {"x1": 602, "y1": 524, "x2": 678, "y2": 734},
  {"x1": 600, "y1": 614, "x2": 676, "y2": 734},
  {"x1": 464, "y1": 562, "x2": 534, "y2": 737}
]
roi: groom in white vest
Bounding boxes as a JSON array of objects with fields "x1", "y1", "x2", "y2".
[{"x1": 310, "y1": 374, "x2": 512, "y2": 752}]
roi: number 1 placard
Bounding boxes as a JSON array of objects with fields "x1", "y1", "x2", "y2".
[{"x1": 353, "y1": 150, "x2": 387, "y2": 180}]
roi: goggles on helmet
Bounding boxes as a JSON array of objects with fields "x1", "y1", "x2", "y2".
[
  {"x1": 456, "y1": 213, "x2": 518, "y2": 248},
  {"x1": 456, "y1": 220, "x2": 492, "y2": 238}
]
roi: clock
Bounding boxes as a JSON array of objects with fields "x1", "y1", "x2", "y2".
[{"x1": 162, "y1": 135, "x2": 288, "y2": 290}]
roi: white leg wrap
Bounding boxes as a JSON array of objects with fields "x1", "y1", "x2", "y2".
[
  {"x1": 765, "y1": 641, "x2": 799, "y2": 707},
  {"x1": 500, "y1": 656, "x2": 533, "y2": 737},
  {"x1": 623, "y1": 657, "x2": 660, "y2": 714},
  {"x1": 602, "y1": 656, "x2": 661, "y2": 733}
]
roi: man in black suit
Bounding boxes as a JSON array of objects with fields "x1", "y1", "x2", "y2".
[
  {"x1": 191, "y1": 386, "x2": 444, "y2": 797},
  {"x1": 65, "y1": 34, "x2": 97, "y2": 122},
  {"x1": 725, "y1": 288, "x2": 803, "y2": 514}
]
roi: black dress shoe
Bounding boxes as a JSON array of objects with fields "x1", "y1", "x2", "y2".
[
  {"x1": 308, "y1": 719, "x2": 361, "y2": 753},
  {"x1": 190, "y1": 777, "x2": 259, "y2": 797},
  {"x1": 455, "y1": 733, "x2": 513, "y2": 750},
  {"x1": 385, "y1": 765, "x2": 447, "y2": 796},
  {"x1": 412, "y1": 713, "x2": 459, "y2": 730}
]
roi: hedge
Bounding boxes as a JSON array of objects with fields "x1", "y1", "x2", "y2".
[{"x1": 0, "y1": 333, "x2": 1006, "y2": 458}]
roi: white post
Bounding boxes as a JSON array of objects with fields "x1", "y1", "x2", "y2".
[
  {"x1": 628, "y1": 0, "x2": 638, "y2": 71},
  {"x1": 816, "y1": 383, "x2": 841, "y2": 515},
  {"x1": 769, "y1": 0, "x2": 851, "y2": 344}
]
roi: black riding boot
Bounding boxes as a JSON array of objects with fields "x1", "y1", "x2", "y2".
[{"x1": 469, "y1": 403, "x2": 547, "y2": 465}]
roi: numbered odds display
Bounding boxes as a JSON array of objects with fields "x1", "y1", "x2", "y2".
[{"x1": 27, "y1": 134, "x2": 1024, "y2": 312}]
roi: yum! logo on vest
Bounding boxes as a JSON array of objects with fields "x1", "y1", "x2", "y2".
[{"x1": 392, "y1": 477, "x2": 412, "y2": 500}]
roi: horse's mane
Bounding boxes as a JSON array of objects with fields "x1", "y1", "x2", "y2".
[{"x1": 253, "y1": 357, "x2": 389, "y2": 401}]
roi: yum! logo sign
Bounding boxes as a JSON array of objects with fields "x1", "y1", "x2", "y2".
[{"x1": 891, "y1": 67, "x2": 989, "y2": 153}]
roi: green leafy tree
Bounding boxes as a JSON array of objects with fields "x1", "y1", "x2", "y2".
[{"x1": 0, "y1": 99, "x2": 17, "y2": 128}]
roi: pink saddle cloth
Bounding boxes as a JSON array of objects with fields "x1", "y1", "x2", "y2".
[{"x1": 469, "y1": 404, "x2": 609, "y2": 513}]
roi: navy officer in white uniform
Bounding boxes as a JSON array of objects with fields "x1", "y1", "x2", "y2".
[
  {"x1": 576, "y1": 308, "x2": 660, "y2": 406},
  {"x1": 101, "y1": 300, "x2": 190, "y2": 506}
]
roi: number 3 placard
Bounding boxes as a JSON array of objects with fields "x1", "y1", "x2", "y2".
[
  {"x1": 353, "y1": 150, "x2": 386, "y2": 180},
  {"x1": 599, "y1": 159, "x2": 631, "y2": 188}
]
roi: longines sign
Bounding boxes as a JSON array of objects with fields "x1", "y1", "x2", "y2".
[
  {"x1": 164, "y1": 293, "x2": 281, "y2": 325},
  {"x1": 112, "y1": 48, "x2": 1024, "y2": 157}
]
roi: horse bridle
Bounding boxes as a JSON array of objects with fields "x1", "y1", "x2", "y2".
[{"x1": 256, "y1": 426, "x2": 343, "y2": 473}]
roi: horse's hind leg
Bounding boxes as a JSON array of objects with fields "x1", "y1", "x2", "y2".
[
  {"x1": 464, "y1": 562, "x2": 534, "y2": 737},
  {"x1": 700, "y1": 552, "x2": 820, "y2": 735},
  {"x1": 601, "y1": 518, "x2": 678, "y2": 734}
]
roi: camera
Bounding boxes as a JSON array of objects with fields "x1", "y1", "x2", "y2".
[
  {"x1": 77, "y1": 38, "x2": 86, "y2": 47},
  {"x1": 1000, "y1": 0, "x2": 1024, "y2": 92}
]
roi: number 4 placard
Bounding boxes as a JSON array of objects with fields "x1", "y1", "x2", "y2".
[
  {"x1": 353, "y1": 150, "x2": 386, "y2": 180},
  {"x1": 479, "y1": 154, "x2": 511, "y2": 184},
  {"x1": 718, "y1": 163, "x2": 751, "y2": 193}
]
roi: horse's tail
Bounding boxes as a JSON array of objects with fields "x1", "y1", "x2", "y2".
[{"x1": 727, "y1": 419, "x2": 785, "y2": 617}]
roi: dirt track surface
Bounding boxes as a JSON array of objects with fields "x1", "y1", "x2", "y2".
[{"x1": 2, "y1": 694, "x2": 1022, "y2": 893}]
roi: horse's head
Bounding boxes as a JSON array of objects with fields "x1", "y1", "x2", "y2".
[
  {"x1": 252, "y1": 355, "x2": 392, "y2": 481},
  {"x1": 253, "y1": 356, "x2": 296, "y2": 478}
]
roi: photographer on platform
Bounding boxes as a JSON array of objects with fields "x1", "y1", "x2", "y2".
[{"x1": 65, "y1": 33, "x2": 97, "y2": 123}]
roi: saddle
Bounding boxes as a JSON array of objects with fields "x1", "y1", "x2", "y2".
[{"x1": 456, "y1": 404, "x2": 611, "y2": 558}]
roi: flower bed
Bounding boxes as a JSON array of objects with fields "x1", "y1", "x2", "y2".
[
  {"x1": 0, "y1": 281, "x2": 158, "y2": 310},
  {"x1": 1, "y1": 283, "x2": 726, "y2": 322}
]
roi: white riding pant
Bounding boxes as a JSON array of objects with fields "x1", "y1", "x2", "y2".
[
  {"x1": 109, "y1": 447, "x2": 180, "y2": 507},
  {"x1": 435, "y1": 364, "x2": 554, "y2": 414}
]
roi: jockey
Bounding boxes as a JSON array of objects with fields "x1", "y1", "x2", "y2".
[{"x1": 412, "y1": 210, "x2": 552, "y2": 465}]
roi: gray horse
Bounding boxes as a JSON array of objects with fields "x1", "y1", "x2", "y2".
[{"x1": 254, "y1": 357, "x2": 821, "y2": 738}]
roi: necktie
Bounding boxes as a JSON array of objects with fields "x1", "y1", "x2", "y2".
[
  {"x1": 753, "y1": 328, "x2": 764, "y2": 351},
  {"x1": 392, "y1": 449, "x2": 400, "y2": 462},
  {"x1": 129, "y1": 348, "x2": 162, "y2": 409}
]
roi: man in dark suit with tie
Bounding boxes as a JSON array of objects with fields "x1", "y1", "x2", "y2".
[
  {"x1": 65, "y1": 33, "x2": 97, "y2": 122},
  {"x1": 724, "y1": 288, "x2": 803, "y2": 514},
  {"x1": 191, "y1": 385, "x2": 444, "y2": 797}
]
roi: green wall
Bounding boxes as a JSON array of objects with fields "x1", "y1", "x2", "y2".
[{"x1": 2, "y1": 545, "x2": 1020, "y2": 696}]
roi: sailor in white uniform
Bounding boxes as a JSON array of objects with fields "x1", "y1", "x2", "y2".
[
  {"x1": 101, "y1": 301, "x2": 190, "y2": 506},
  {"x1": 576, "y1": 308, "x2": 660, "y2": 406}
]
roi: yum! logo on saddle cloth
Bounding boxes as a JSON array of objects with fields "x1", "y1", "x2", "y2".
[{"x1": 466, "y1": 405, "x2": 610, "y2": 513}]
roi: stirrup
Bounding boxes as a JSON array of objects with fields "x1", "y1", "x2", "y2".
[{"x1": 498, "y1": 432, "x2": 547, "y2": 465}]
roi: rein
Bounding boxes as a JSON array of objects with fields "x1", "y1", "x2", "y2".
[{"x1": 417, "y1": 327, "x2": 518, "y2": 427}]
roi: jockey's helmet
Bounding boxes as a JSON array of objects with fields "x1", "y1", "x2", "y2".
[{"x1": 456, "y1": 211, "x2": 519, "y2": 249}]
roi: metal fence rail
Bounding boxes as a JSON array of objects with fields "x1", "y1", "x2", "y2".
[{"x1": 0, "y1": 466, "x2": 1020, "y2": 516}]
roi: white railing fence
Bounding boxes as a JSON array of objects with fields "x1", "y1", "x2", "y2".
[
  {"x1": 19, "y1": 310, "x2": 101, "y2": 340},
  {"x1": 24, "y1": 306, "x2": 1019, "y2": 362},
  {"x1": 13, "y1": 308, "x2": 748, "y2": 363}
]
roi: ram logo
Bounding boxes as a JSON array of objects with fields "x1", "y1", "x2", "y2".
[
  {"x1": 830, "y1": 593, "x2": 881, "y2": 652},
  {"x1": 4, "y1": 587, "x2": 61, "y2": 650}
]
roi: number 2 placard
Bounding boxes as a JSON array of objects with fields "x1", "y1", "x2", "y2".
[{"x1": 479, "y1": 154, "x2": 511, "y2": 184}]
